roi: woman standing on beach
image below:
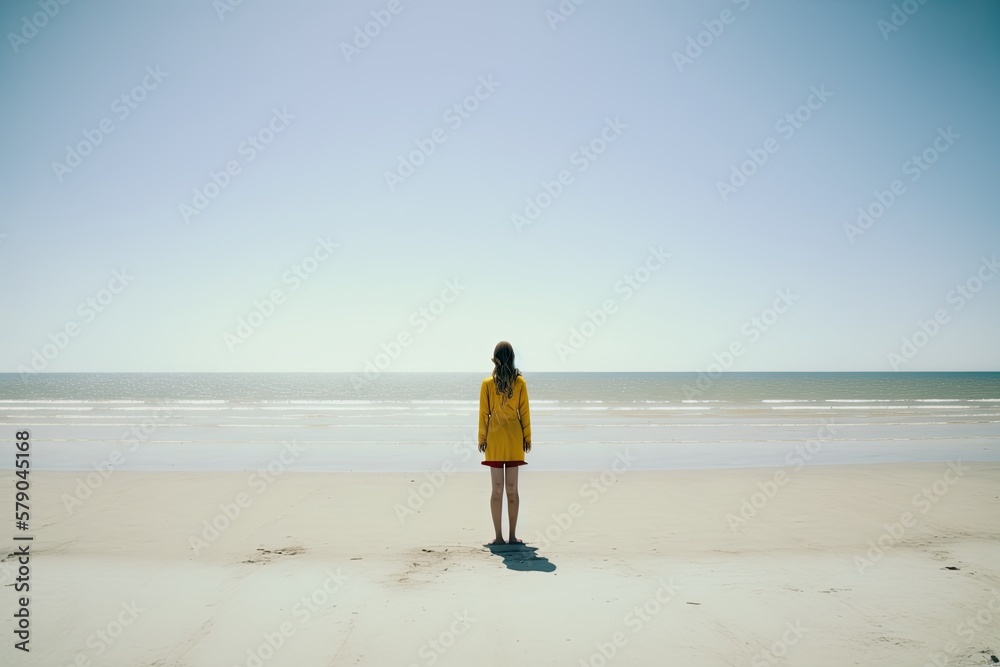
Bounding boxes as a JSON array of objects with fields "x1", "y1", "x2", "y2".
[{"x1": 478, "y1": 341, "x2": 531, "y2": 546}]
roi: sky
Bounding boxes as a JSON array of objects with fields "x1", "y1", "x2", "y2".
[{"x1": 1, "y1": 0, "x2": 998, "y2": 373}]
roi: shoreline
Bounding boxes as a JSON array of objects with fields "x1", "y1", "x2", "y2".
[{"x1": 6, "y1": 437, "x2": 998, "y2": 474}]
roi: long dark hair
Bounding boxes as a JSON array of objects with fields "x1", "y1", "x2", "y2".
[{"x1": 491, "y1": 341, "x2": 522, "y2": 400}]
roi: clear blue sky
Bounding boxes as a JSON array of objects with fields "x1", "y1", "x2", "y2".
[{"x1": 1, "y1": 0, "x2": 998, "y2": 373}]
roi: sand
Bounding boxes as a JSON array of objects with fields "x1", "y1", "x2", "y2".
[{"x1": 2, "y1": 462, "x2": 999, "y2": 666}]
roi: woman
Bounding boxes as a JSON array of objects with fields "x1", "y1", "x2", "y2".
[{"x1": 478, "y1": 341, "x2": 531, "y2": 546}]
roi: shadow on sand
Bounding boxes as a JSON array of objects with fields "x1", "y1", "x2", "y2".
[{"x1": 484, "y1": 542, "x2": 556, "y2": 572}]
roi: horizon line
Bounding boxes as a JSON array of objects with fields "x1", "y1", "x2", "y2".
[{"x1": 3, "y1": 370, "x2": 1000, "y2": 375}]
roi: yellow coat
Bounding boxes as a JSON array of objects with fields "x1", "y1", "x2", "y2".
[{"x1": 479, "y1": 375, "x2": 531, "y2": 462}]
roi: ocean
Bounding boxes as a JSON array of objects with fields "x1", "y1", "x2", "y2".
[{"x1": 1, "y1": 372, "x2": 998, "y2": 472}]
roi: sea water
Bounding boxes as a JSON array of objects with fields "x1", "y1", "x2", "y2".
[{"x1": 1, "y1": 372, "x2": 997, "y2": 472}]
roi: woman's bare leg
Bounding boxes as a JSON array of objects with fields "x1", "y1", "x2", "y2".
[
  {"x1": 505, "y1": 465, "x2": 521, "y2": 544},
  {"x1": 489, "y1": 467, "x2": 505, "y2": 544}
]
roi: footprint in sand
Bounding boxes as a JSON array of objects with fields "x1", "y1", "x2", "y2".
[
  {"x1": 392, "y1": 546, "x2": 474, "y2": 585},
  {"x1": 242, "y1": 545, "x2": 306, "y2": 564}
]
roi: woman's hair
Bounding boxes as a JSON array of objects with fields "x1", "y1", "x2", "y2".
[{"x1": 491, "y1": 341, "x2": 522, "y2": 399}]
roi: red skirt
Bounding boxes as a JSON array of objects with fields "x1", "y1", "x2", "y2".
[{"x1": 481, "y1": 460, "x2": 527, "y2": 468}]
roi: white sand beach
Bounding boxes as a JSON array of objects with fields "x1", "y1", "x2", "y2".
[{"x1": 3, "y1": 462, "x2": 999, "y2": 666}]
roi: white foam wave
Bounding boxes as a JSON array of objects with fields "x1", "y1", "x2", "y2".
[
  {"x1": 613, "y1": 406, "x2": 709, "y2": 411},
  {"x1": 771, "y1": 406, "x2": 831, "y2": 409},
  {"x1": 0, "y1": 406, "x2": 93, "y2": 411},
  {"x1": 0, "y1": 400, "x2": 141, "y2": 404}
]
